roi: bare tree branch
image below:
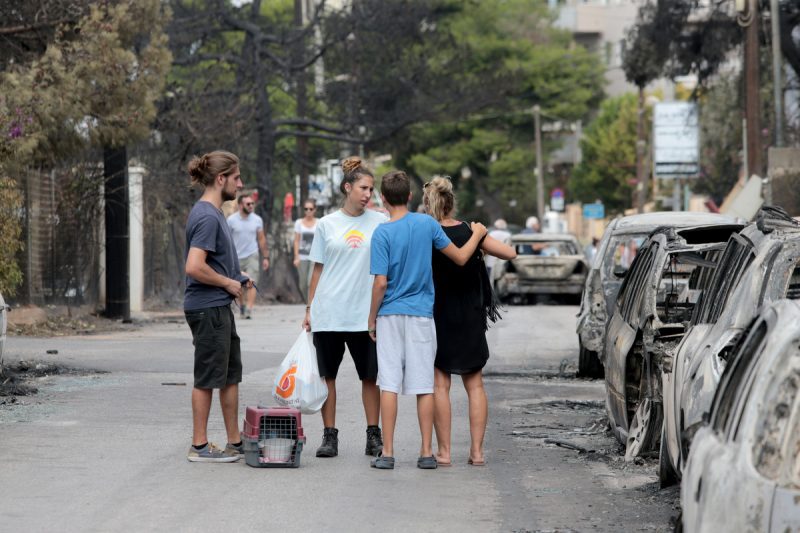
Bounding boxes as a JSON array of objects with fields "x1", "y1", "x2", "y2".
[
  {"x1": 271, "y1": 118, "x2": 345, "y2": 134},
  {"x1": 0, "y1": 19, "x2": 75, "y2": 35},
  {"x1": 274, "y1": 129, "x2": 362, "y2": 144}
]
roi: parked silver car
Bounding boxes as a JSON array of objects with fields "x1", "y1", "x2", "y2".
[
  {"x1": 603, "y1": 222, "x2": 742, "y2": 458},
  {"x1": 680, "y1": 299, "x2": 800, "y2": 532},
  {"x1": 576, "y1": 212, "x2": 739, "y2": 378},
  {"x1": 660, "y1": 208, "x2": 800, "y2": 485},
  {"x1": 492, "y1": 233, "x2": 587, "y2": 304}
]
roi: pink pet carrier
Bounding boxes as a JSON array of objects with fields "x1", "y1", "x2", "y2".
[{"x1": 242, "y1": 405, "x2": 306, "y2": 468}]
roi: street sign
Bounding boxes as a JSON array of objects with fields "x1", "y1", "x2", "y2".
[
  {"x1": 653, "y1": 102, "x2": 699, "y2": 178},
  {"x1": 583, "y1": 203, "x2": 605, "y2": 219},
  {"x1": 550, "y1": 188, "x2": 564, "y2": 212}
]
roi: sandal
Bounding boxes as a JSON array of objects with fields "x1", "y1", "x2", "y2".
[
  {"x1": 417, "y1": 456, "x2": 438, "y2": 469},
  {"x1": 370, "y1": 452, "x2": 395, "y2": 470},
  {"x1": 467, "y1": 457, "x2": 486, "y2": 466}
]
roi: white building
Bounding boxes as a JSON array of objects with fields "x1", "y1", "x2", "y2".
[{"x1": 551, "y1": 0, "x2": 674, "y2": 98}]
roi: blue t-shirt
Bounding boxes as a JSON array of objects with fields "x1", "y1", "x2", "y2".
[
  {"x1": 184, "y1": 201, "x2": 244, "y2": 311},
  {"x1": 370, "y1": 212, "x2": 451, "y2": 317}
]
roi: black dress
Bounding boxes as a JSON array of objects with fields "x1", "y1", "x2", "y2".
[{"x1": 432, "y1": 222, "x2": 492, "y2": 375}]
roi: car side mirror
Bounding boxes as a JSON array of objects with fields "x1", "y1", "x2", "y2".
[{"x1": 613, "y1": 265, "x2": 628, "y2": 278}]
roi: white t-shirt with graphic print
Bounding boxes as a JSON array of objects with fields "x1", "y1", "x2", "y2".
[{"x1": 308, "y1": 209, "x2": 388, "y2": 332}]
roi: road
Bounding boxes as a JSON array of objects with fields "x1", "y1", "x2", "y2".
[{"x1": 0, "y1": 305, "x2": 678, "y2": 532}]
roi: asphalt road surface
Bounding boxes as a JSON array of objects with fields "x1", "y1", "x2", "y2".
[{"x1": 0, "y1": 305, "x2": 678, "y2": 532}]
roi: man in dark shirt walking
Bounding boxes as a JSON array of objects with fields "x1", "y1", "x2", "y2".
[{"x1": 183, "y1": 150, "x2": 250, "y2": 462}]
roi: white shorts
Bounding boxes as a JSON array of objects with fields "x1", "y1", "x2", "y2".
[{"x1": 376, "y1": 315, "x2": 437, "y2": 395}]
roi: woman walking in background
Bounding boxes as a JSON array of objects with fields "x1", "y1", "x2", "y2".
[
  {"x1": 423, "y1": 176, "x2": 516, "y2": 466},
  {"x1": 302, "y1": 157, "x2": 387, "y2": 459},
  {"x1": 293, "y1": 198, "x2": 318, "y2": 303}
]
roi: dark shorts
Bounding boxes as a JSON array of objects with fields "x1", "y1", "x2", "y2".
[
  {"x1": 313, "y1": 331, "x2": 377, "y2": 381},
  {"x1": 185, "y1": 305, "x2": 242, "y2": 389}
]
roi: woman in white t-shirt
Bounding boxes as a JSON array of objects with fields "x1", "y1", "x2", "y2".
[
  {"x1": 302, "y1": 156, "x2": 388, "y2": 460},
  {"x1": 293, "y1": 199, "x2": 319, "y2": 303}
]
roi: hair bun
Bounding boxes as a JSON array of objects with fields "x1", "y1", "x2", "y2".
[
  {"x1": 431, "y1": 175, "x2": 453, "y2": 194},
  {"x1": 341, "y1": 156, "x2": 362, "y2": 174}
]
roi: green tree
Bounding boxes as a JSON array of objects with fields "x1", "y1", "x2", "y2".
[
  {"x1": 570, "y1": 94, "x2": 646, "y2": 214},
  {"x1": 0, "y1": 0, "x2": 172, "y2": 301},
  {"x1": 364, "y1": 0, "x2": 605, "y2": 222},
  {"x1": 695, "y1": 73, "x2": 744, "y2": 204}
]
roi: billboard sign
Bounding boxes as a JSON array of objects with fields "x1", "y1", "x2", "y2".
[
  {"x1": 583, "y1": 203, "x2": 605, "y2": 219},
  {"x1": 653, "y1": 102, "x2": 699, "y2": 178}
]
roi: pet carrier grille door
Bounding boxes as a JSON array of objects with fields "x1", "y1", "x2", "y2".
[{"x1": 242, "y1": 406, "x2": 306, "y2": 468}]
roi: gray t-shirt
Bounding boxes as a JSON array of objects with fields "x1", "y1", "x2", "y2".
[{"x1": 184, "y1": 201, "x2": 244, "y2": 311}]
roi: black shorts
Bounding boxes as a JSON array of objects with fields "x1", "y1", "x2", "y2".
[
  {"x1": 185, "y1": 305, "x2": 242, "y2": 389},
  {"x1": 313, "y1": 331, "x2": 377, "y2": 381}
]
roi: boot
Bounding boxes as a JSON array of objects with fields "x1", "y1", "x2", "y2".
[
  {"x1": 365, "y1": 425, "x2": 383, "y2": 456},
  {"x1": 316, "y1": 427, "x2": 338, "y2": 458}
]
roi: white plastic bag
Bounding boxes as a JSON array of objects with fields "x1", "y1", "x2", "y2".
[{"x1": 272, "y1": 330, "x2": 328, "y2": 414}]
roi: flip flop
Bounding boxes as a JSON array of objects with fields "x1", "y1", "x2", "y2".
[
  {"x1": 467, "y1": 457, "x2": 486, "y2": 466},
  {"x1": 435, "y1": 455, "x2": 452, "y2": 467}
]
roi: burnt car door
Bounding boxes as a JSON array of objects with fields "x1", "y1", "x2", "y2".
[
  {"x1": 604, "y1": 237, "x2": 663, "y2": 444},
  {"x1": 660, "y1": 232, "x2": 756, "y2": 484}
]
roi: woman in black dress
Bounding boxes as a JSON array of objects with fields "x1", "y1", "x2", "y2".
[{"x1": 424, "y1": 176, "x2": 516, "y2": 466}]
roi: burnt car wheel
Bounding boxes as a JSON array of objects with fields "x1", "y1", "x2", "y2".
[
  {"x1": 624, "y1": 341, "x2": 663, "y2": 458},
  {"x1": 659, "y1": 428, "x2": 678, "y2": 488},
  {"x1": 577, "y1": 341, "x2": 604, "y2": 379}
]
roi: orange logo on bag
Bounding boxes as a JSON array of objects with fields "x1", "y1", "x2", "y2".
[{"x1": 276, "y1": 363, "x2": 297, "y2": 398}]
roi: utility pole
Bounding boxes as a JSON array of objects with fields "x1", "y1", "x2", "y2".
[
  {"x1": 103, "y1": 145, "x2": 130, "y2": 320},
  {"x1": 294, "y1": 0, "x2": 309, "y2": 216},
  {"x1": 744, "y1": 0, "x2": 763, "y2": 177},
  {"x1": 635, "y1": 86, "x2": 647, "y2": 213},
  {"x1": 533, "y1": 105, "x2": 544, "y2": 219},
  {"x1": 770, "y1": 0, "x2": 783, "y2": 147}
]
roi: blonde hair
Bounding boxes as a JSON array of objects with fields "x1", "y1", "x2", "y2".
[
  {"x1": 340, "y1": 156, "x2": 374, "y2": 195},
  {"x1": 423, "y1": 175, "x2": 455, "y2": 221},
  {"x1": 187, "y1": 150, "x2": 239, "y2": 189}
]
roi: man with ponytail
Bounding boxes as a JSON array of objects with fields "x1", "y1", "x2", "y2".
[{"x1": 184, "y1": 150, "x2": 251, "y2": 463}]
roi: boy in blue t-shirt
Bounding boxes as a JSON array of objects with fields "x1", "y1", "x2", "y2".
[{"x1": 367, "y1": 170, "x2": 487, "y2": 470}]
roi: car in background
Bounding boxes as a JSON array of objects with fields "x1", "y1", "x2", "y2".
[
  {"x1": 603, "y1": 222, "x2": 743, "y2": 458},
  {"x1": 576, "y1": 212, "x2": 741, "y2": 378},
  {"x1": 660, "y1": 208, "x2": 800, "y2": 485},
  {"x1": 492, "y1": 233, "x2": 587, "y2": 305},
  {"x1": 681, "y1": 299, "x2": 800, "y2": 532}
]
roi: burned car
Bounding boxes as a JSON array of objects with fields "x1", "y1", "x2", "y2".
[
  {"x1": 681, "y1": 299, "x2": 800, "y2": 533},
  {"x1": 577, "y1": 212, "x2": 739, "y2": 378},
  {"x1": 603, "y1": 222, "x2": 743, "y2": 458},
  {"x1": 661, "y1": 208, "x2": 800, "y2": 485},
  {"x1": 492, "y1": 233, "x2": 587, "y2": 304}
]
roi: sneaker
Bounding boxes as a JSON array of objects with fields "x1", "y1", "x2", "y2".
[
  {"x1": 187, "y1": 442, "x2": 239, "y2": 463},
  {"x1": 240, "y1": 305, "x2": 246, "y2": 318},
  {"x1": 245, "y1": 311, "x2": 252, "y2": 320},
  {"x1": 224, "y1": 441, "x2": 244, "y2": 458},
  {"x1": 316, "y1": 427, "x2": 339, "y2": 457},
  {"x1": 365, "y1": 425, "x2": 383, "y2": 456}
]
